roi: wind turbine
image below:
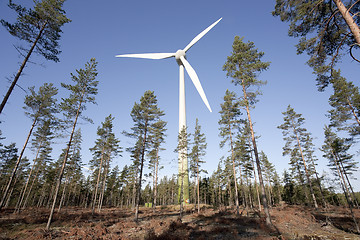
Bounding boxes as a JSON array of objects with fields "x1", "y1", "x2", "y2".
[{"x1": 116, "y1": 17, "x2": 222, "y2": 204}]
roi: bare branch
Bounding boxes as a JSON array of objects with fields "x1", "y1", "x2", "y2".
[
  {"x1": 350, "y1": 43, "x2": 360, "y2": 62},
  {"x1": 347, "y1": 0, "x2": 360, "y2": 14}
]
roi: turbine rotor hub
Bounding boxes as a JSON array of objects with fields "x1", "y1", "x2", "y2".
[{"x1": 175, "y1": 49, "x2": 186, "y2": 65}]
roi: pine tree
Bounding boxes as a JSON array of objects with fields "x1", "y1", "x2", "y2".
[
  {"x1": 0, "y1": 143, "x2": 19, "y2": 192},
  {"x1": 328, "y1": 70, "x2": 360, "y2": 136},
  {"x1": 25, "y1": 123, "x2": 54, "y2": 209},
  {"x1": 278, "y1": 105, "x2": 319, "y2": 209},
  {"x1": 218, "y1": 89, "x2": 241, "y2": 214},
  {"x1": 148, "y1": 119, "x2": 167, "y2": 211},
  {"x1": 58, "y1": 128, "x2": 82, "y2": 211},
  {"x1": 273, "y1": 0, "x2": 360, "y2": 90},
  {"x1": 124, "y1": 90, "x2": 164, "y2": 221},
  {"x1": 234, "y1": 126, "x2": 252, "y2": 210},
  {"x1": 321, "y1": 125, "x2": 359, "y2": 233},
  {"x1": 223, "y1": 36, "x2": 272, "y2": 225},
  {"x1": 0, "y1": 83, "x2": 58, "y2": 209},
  {"x1": 90, "y1": 114, "x2": 121, "y2": 214},
  {"x1": 0, "y1": 0, "x2": 71, "y2": 113},
  {"x1": 46, "y1": 58, "x2": 98, "y2": 229},
  {"x1": 15, "y1": 119, "x2": 55, "y2": 212},
  {"x1": 105, "y1": 165, "x2": 120, "y2": 207},
  {"x1": 303, "y1": 134, "x2": 328, "y2": 208},
  {"x1": 189, "y1": 118, "x2": 207, "y2": 213}
]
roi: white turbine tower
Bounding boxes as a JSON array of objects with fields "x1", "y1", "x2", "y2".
[{"x1": 116, "y1": 17, "x2": 222, "y2": 204}]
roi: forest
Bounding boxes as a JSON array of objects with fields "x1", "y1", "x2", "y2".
[{"x1": 1, "y1": 0, "x2": 360, "y2": 239}]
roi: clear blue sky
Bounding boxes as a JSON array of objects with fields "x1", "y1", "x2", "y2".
[{"x1": 1, "y1": 0, "x2": 359, "y2": 191}]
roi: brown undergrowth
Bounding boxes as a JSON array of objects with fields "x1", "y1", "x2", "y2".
[{"x1": 0, "y1": 204, "x2": 359, "y2": 239}]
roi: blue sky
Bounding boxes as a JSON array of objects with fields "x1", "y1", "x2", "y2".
[{"x1": 1, "y1": 0, "x2": 359, "y2": 191}]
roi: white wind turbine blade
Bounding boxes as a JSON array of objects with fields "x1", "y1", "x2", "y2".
[
  {"x1": 183, "y1": 18, "x2": 222, "y2": 52},
  {"x1": 180, "y1": 56, "x2": 212, "y2": 112},
  {"x1": 115, "y1": 52, "x2": 175, "y2": 60}
]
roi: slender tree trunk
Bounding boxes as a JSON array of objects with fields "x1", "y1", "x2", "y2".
[
  {"x1": 241, "y1": 82, "x2": 272, "y2": 226},
  {"x1": 153, "y1": 148, "x2": 159, "y2": 212},
  {"x1": 0, "y1": 21, "x2": 47, "y2": 114},
  {"x1": 346, "y1": 98, "x2": 360, "y2": 127},
  {"x1": 15, "y1": 144, "x2": 41, "y2": 212},
  {"x1": 92, "y1": 146, "x2": 105, "y2": 215},
  {"x1": 266, "y1": 177, "x2": 273, "y2": 207},
  {"x1": 135, "y1": 122, "x2": 148, "y2": 221},
  {"x1": 218, "y1": 183, "x2": 221, "y2": 208},
  {"x1": 46, "y1": 94, "x2": 83, "y2": 230},
  {"x1": 5, "y1": 173, "x2": 19, "y2": 208},
  {"x1": 0, "y1": 117, "x2": 38, "y2": 209},
  {"x1": 333, "y1": 0, "x2": 360, "y2": 45},
  {"x1": 197, "y1": 164, "x2": 200, "y2": 213},
  {"x1": 295, "y1": 164, "x2": 310, "y2": 204},
  {"x1": 98, "y1": 155, "x2": 109, "y2": 212},
  {"x1": 132, "y1": 178, "x2": 136, "y2": 209},
  {"x1": 237, "y1": 163, "x2": 245, "y2": 207},
  {"x1": 248, "y1": 179, "x2": 254, "y2": 209},
  {"x1": 340, "y1": 161, "x2": 360, "y2": 208},
  {"x1": 332, "y1": 151, "x2": 360, "y2": 233},
  {"x1": 228, "y1": 125, "x2": 240, "y2": 215},
  {"x1": 292, "y1": 122, "x2": 318, "y2": 209},
  {"x1": 310, "y1": 158, "x2": 327, "y2": 208},
  {"x1": 58, "y1": 174, "x2": 70, "y2": 211},
  {"x1": 14, "y1": 178, "x2": 26, "y2": 210},
  {"x1": 250, "y1": 146, "x2": 261, "y2": 211},
  {"x1": 227, "y1": 175, "x2": 233, "y2": 207},
  {"x1": 46, "y1": 184, "x2": 55, "y2": 208}
]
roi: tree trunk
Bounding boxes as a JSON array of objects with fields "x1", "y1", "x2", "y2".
[
  {"x1": 153, "y1": 147, "x2": 159, "y2": 212},
  {"x1": 5, "y1": 173, "x2": 19, "y2": 208},
  {"x1": 197, "y1": 164, "x2": 200, "y2": 213},
  {"x1": 227, "y1": 175, "x2": 233, "y2": 207},
  {"x1": 310, "y1": 158, "x2": 327, "y2": 208},
  {"x1": 0, "y1": 21, "x2": 47, "y2": 114},
  {"x1": 58, "y1": 174, "x2": 70, "y2": 211},
  {"x1": 333, "y1": 0, "x2": 360, "y2": 45},
  {"x1": 292, "y1": 122, "x2": 318, "y2": 209},
  {"x1": 46, "y1": 94, "x2": 83, "y2": 230},
  {"x1": 250, "y1": 147, "x2": 262, "y2": 211},
  {"x1": 346, "y1": 98, "x2": 360, "y2": 127},
  {"x1": 135, "y1": 122, "x2": 148, "y2": 221},
  {"x1": 98, "y1": 155, "x2": 109, "y2": 212},
  {"x1": 228, "y1": 125, "x2": 240, "y2": 215},
  {"x1": 340, "y1": 161, "x2": 360, "y2": 208},
  {"x1": 15, "y1": 144, "x2": 41, "y2": 212},
  {"x1": 241, "y1": 82, "x2": 272, "y2": 226},
  {"x1": 92, "y1": 146, "x2": 105, "y2": 215},
  {"x1": 0, "y1": 116, "x2": 38, "y2": 209},
  {"x1": 332, "y1": 151, "x2": 360, "y2": 233}
]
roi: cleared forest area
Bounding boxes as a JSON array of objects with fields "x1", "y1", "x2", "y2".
[{"x1": 0, "y1": 204, "x2": 359, "y2": 239}]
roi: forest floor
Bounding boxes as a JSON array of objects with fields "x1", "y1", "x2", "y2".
[{"x1": 0, "y1": 204, "x2": 359, "y2": 239}]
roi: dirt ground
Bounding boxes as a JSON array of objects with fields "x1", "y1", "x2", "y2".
[{"x1": 0, "y1": 204, "x2": 359, "y2": 239}]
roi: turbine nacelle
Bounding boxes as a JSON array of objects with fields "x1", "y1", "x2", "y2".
[
  {"x1": 175, "y1": 49, "x2": 186, "y2": 65},
  {"x1": 116, "y1": 17, "x2": 222, "y2": 113}
]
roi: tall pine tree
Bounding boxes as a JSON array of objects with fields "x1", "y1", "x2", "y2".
[
  {"x1": 124, "y1": 90, "x2": 164, "y2": 221},
  {"x1": 223, "y1": 36, "x2": 272, "y2": 225},
  {"x1": 0, "y1": 0, "x2": 71, "y2": 113},
  {"x1": 46, "y1": 58, "x2": 98, "y2": 229}
]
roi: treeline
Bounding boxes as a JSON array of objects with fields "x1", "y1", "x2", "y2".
[{"x1": 1, "y1": 0, "x2": 360, "y2": 232}]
